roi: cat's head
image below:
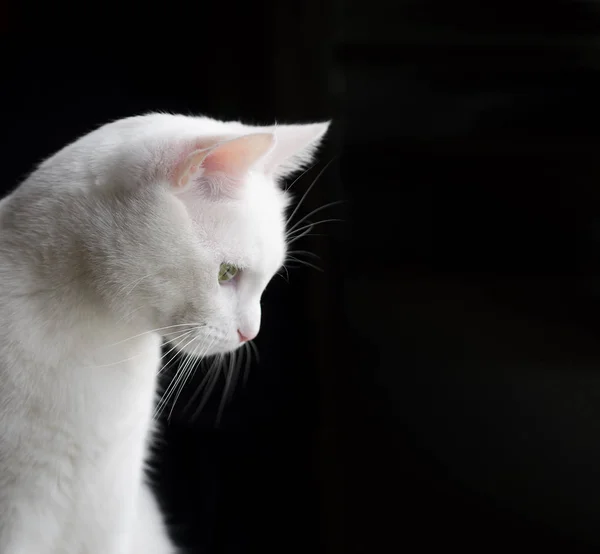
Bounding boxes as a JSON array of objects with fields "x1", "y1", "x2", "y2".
[{"x1": 76, "y1": 114, "x2": 329, "y2": 356}]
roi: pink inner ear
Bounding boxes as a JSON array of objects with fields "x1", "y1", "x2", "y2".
[
  {"x1": 202, "y1": 133, "x2": 276, "y2": 178},
  {"x1": 172, "y1": 149, "x2": 211, "y2": 191},
  {"x1": 170, "y1": 133, "x2": 275, "y2": 194}
]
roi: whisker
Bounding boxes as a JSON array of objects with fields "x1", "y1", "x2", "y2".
[
  {"x1": 89, "y1": 329, "x2": 193, "y2": 369},
  {"x1": 230, "y1": 348, "x2": 244, "y2": 388},
  {"x1": 193, "y1": 353, "x2": 225, "y2": 419},
  {"x1": 170, "y1": 337, "x2": 204, "y2": 408},
  {"x1": 287, "y1": 199, "x2": 344, "y2": 234},
  {"x1": 277, "y1": 265, "x2": 290, "y2": 283},
  {"x1": 185, "y1": 353, "x2": 220, "y2": 416},
  {"x1": 286, "y1": 249, "x2": 321, "y2": 260},
  {"x1": 216, "y1": 350, "x2": 237, "y2": 425},
  {"x1": 287, "y1": 218, "x2": 343, "y2": 239},
  {"x1": 117, "y1": 273, "x2": 155, "y2": 299},
  {"x1": 287, "y1": 227, "x2": 314, "y2": 243},
  {"x1": 242, "y1": 342, "x2": 253, "y2": 387},
  {"x1": 168, "y1": 337, "x2": 215, "y2": 421},
  {"x1": 86, "y1": 352, "x2": 144, "y2": 369},
  {"x1": 157, "y1": 331, "x2": 195, "y2": 375},
  {"x1": 283, "y1": 162, "x2": 318, "y2": 192},
  {"x1": 95, "y1": 329, "x2": 195, "y2": 370},
  {"x1": 287, "y1": 233, "x2": 328, "y2": 246},
  {"x1": 115, "y1": 304, "x2": 147, "y2": 325},
  {"x1": 160, "y1": 330, "x2": 198, "y2": 371},
  {"x1": 166, "y1": 347, "x2": 199, "y2": 421},
  {"x1": 156, "y1": 362, "x2": 186, "y2": 419},
  {"x1": 154, "y1": 333, "x2": 199, "y2": 419},
  {"x1": 228, "y1": 348, "x2": 245, "y2": 404},
  {"x1": 285, "y1": 256, "x2": 323, "y2": 272},
  {"x1": 248, "y1": 340, "x2": 260, "y2": 364},
  {"x1": 285, "y1": 159, "x2": 334, "y2": 228},
  {"x1": 100, "y1": 323, "x2": 205, "y2": 350}
]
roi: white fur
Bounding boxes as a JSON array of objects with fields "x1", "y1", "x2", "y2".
[{"x1": 0, "y1": 113, "x2": 328, "y2": 553}]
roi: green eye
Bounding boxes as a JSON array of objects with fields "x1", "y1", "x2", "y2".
[{"x1": 218, "y1": 263, "x2": 239, "y2": 283}]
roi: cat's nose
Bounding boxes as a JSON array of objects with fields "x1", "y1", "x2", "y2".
[{"x1": 237, "y1": 329, "x2": 255, "y2": 342}]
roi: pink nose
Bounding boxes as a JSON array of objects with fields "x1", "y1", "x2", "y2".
[{"x1": 237, "y1": 330, "x2": 255, "y2": 342}]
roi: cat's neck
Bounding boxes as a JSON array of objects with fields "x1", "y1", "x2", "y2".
[{"x1": 0, "y1": 286, "x2": 162, "y2": 430}]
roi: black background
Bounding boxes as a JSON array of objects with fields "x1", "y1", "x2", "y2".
[{"x1": 5, "y1": 1, "x2": 600, "y2": 552}]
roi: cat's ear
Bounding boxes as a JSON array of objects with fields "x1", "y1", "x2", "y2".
[
  {"x1": 263, "y1": 122, "x2": 330, "y2": 179},
  {"x1": 171, "y1": 133, "x2": 275, "y2": 196}
]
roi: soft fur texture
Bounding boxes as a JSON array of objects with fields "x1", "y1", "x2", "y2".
[{"x1": 0, "y1": 113, "x2": 328, "y2": 553}]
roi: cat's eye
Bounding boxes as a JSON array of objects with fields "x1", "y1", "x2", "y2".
[{"x1": 218, "y1": 263, "x2": 239, "y2": 283}]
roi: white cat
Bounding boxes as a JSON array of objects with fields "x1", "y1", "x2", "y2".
[{"x1": 0, "y1": 113, "x2": 329, "y2": 553}]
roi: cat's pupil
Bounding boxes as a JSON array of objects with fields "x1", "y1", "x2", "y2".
[{"x1": 218, "y1": 263, "x2": 238, "y2": 282}]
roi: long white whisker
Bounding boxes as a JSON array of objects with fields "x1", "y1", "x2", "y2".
[
  {"x1": 117, "y1": 273, "x2": 155, "y2": 299},
  {"x1": 277, "y1": 265, "x2": 290, "y2": 282},
  {"x1": 230, "y1": 345, "x2": 245, "y2": 397},
  {"x1": 167, "y1": 336, "x2": 202, "y2": 395},
  {"x1": 283, "y1": 162, "x2": 318, "y2": 192},
  {"x1": 86, "y1": 331, "x2": 191, "y2": 369},
  {"x1": 287, "y1": 199, "x2": 344, "y2": 235},
  {"x1": 285, "y1": 159, "x2": 334, "y2": 227},
  {"x1": 216, "y1": 350, "x2": 237, "y2": 425},
  {"x1": 166, "y1": 350, "x2": 197, "y2": 420},
  {"x1": 286, "y1": 249, "x2": 321, "y2": 259},
  {"x1": 242, "y1": 342, "x2": 253, "y2": 387},
  {"x1": 194, "y1": 353, "x2": 224, "y2": 419},
  {"x1": 287, "y1": 233, "x2": 328, "y2": 246},
  {"x1": 100, "y1": 323, "x2": 204, "y2": 351},
  {"x1": 88, "y1": 329, "x2": 193, "y2": 369},
  {"x1": 116, "y1": 304, "x2": 148, "y2": 325},
  {"x1": 249, "y1": 340, "x2": 260, "y2": 364},
  {"x1": 86, "y1": 353, "x2": 144, "y2": 369},
  {"x1": 156, "y1": 361, "x2": 187, "y2": 419},
  {"x1": 287, "y1": 217, "x2": 343, "y2": 239},
  {"x1": 159, "y1": 331, "x2": 197, "y2": 375},
  {"x1": 286, "y1": 225, "x2": 318, "y2": 244},
  {"x1": 157, "y1": 331, "x2": 195, "y2": 375},
  {"x1": 185, "y1": 353, "x2": 221, "y2": 416},
  {"x1": 167, "y1": 337, "x2": 213, "y2": 421},
  {"x1": 154, "y1": 333, "x2": 200, "y2": 419},
  {"x1": 285, "y1": 256, "x2": 323, "y2": 272}
]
